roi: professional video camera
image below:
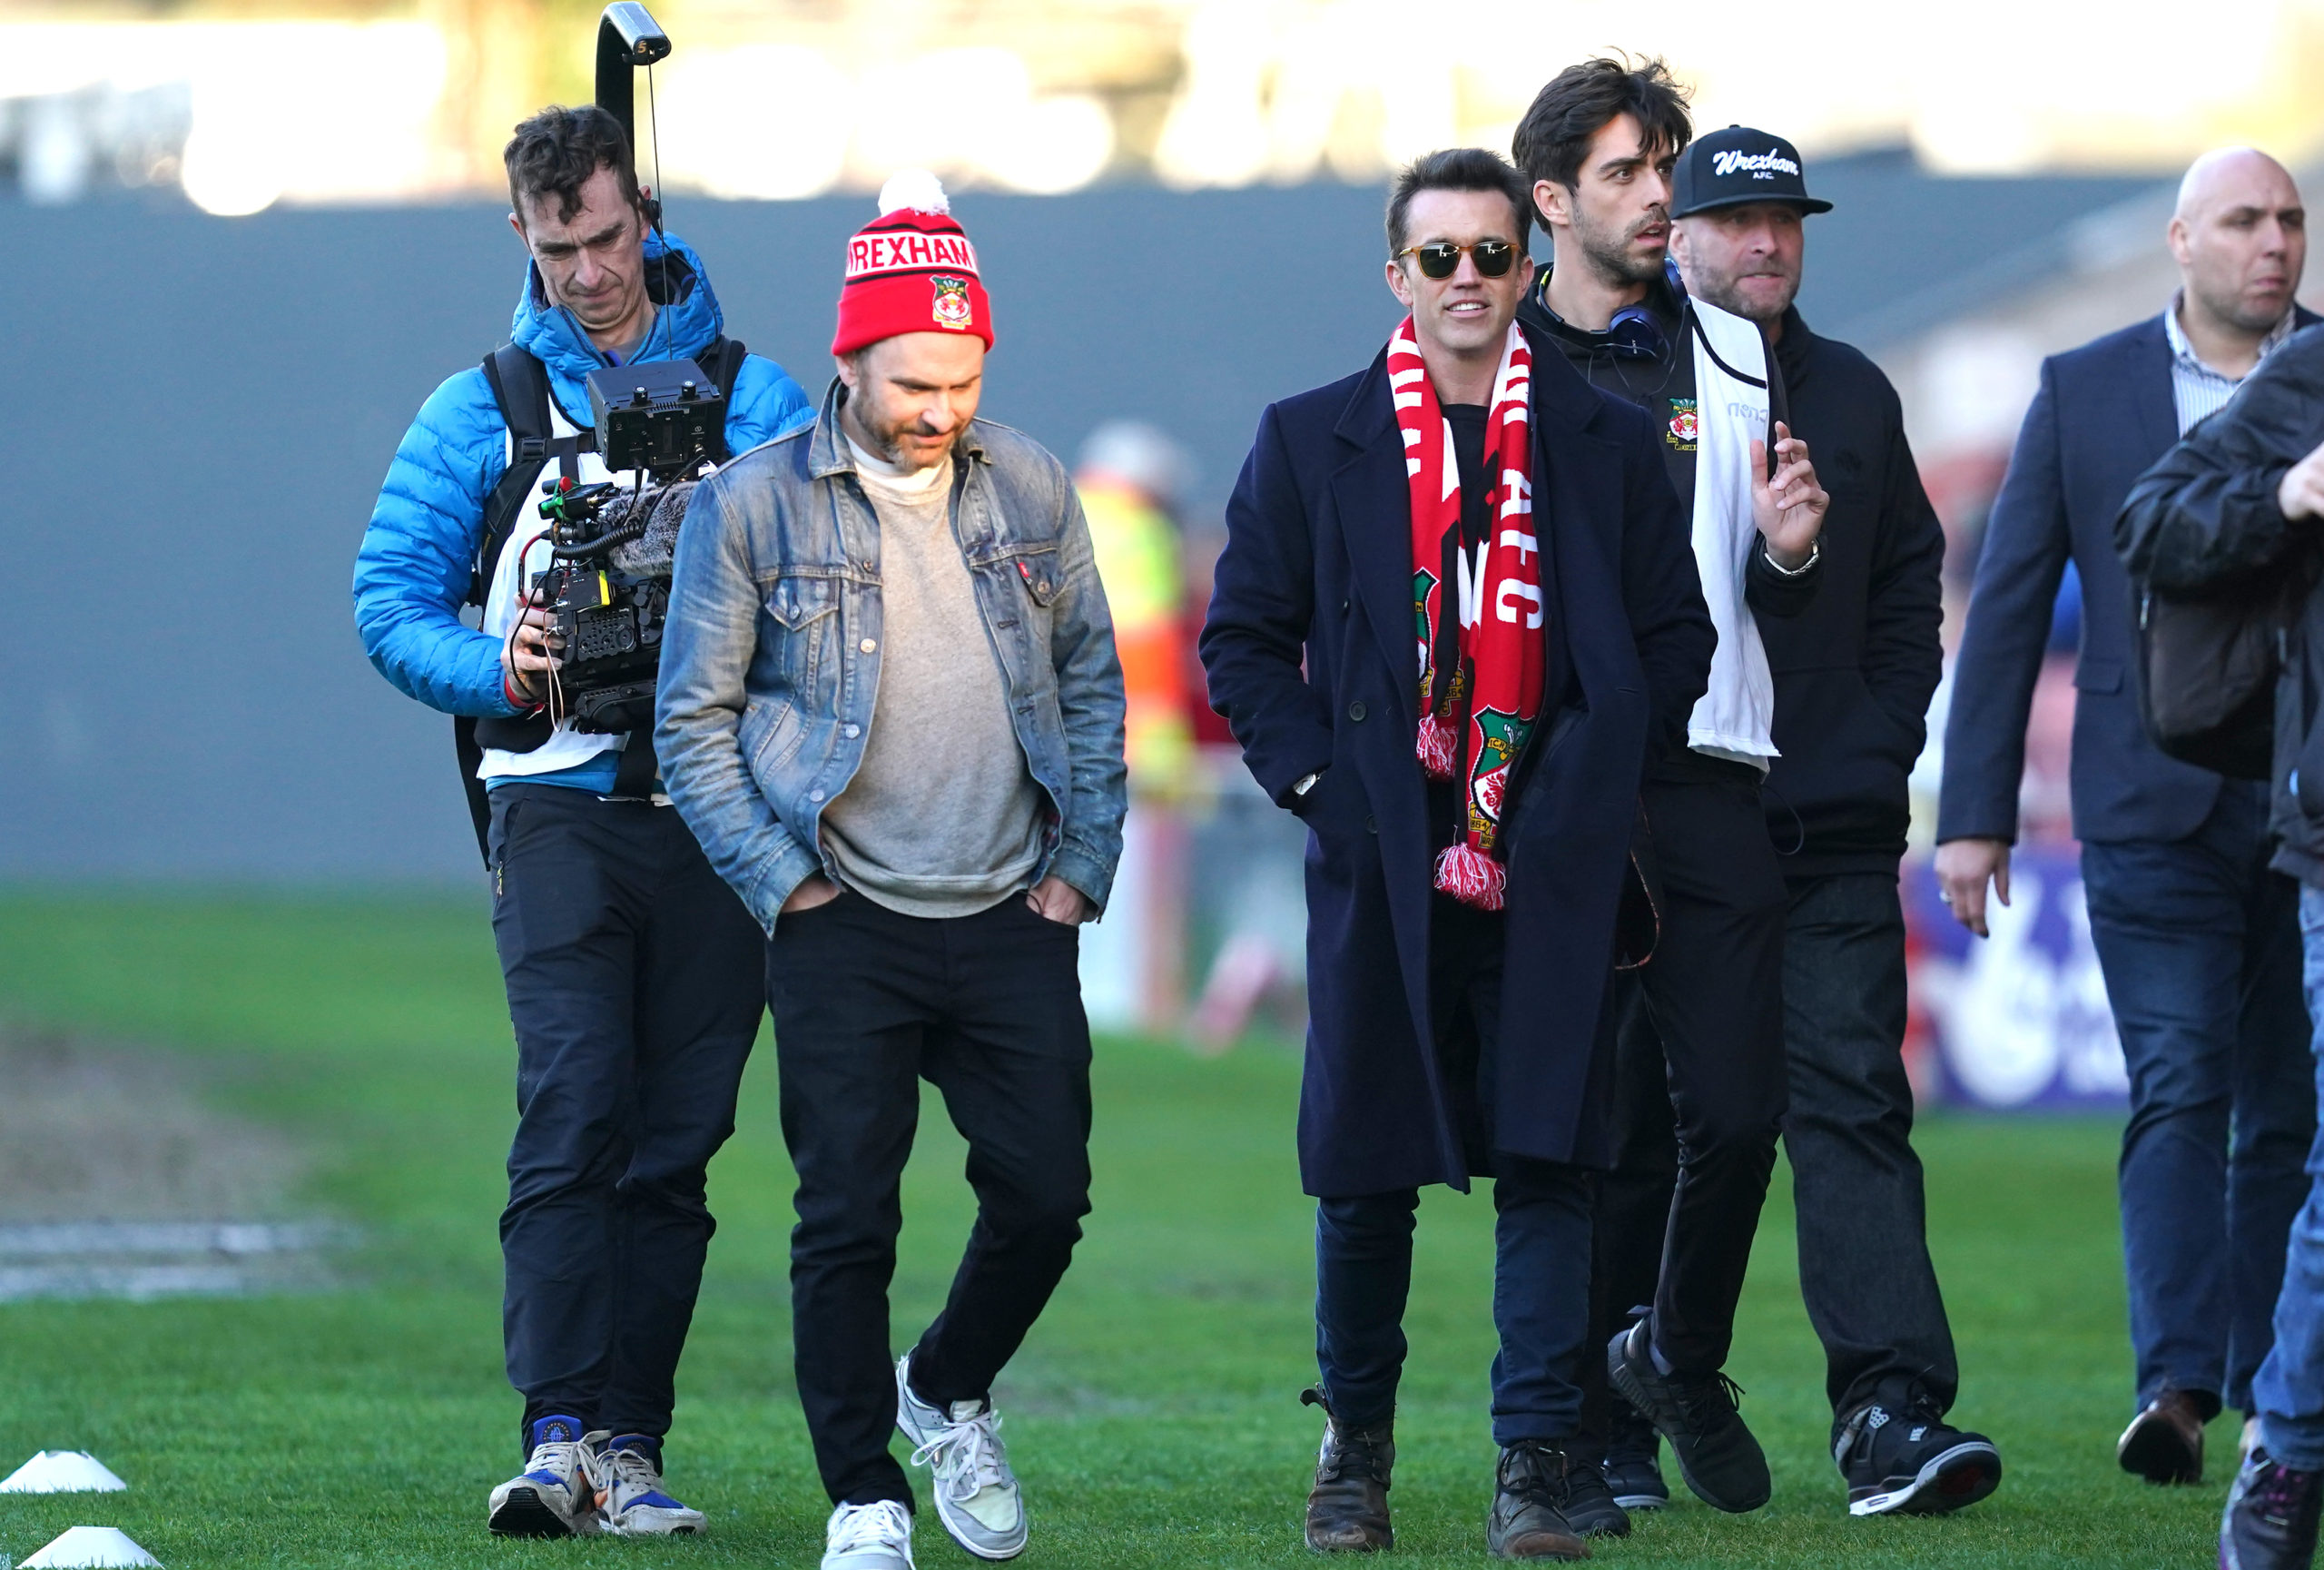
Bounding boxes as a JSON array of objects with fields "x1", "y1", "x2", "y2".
[{"x1": 523, "y1": 358, "x2": 725, "y2": 733}]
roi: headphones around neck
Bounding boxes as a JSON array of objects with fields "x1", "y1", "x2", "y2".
[{"x1": 1600, "y1": 259, "x2": 1688, "y2": 362}]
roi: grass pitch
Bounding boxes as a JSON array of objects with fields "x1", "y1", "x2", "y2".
[{"x1": 0, "y1": 889, "x2": 2237, "y2": 1567}]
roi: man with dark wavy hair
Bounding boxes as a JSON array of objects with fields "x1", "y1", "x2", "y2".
[
  {"x1": 353, "y1": 102, "x2": 813, "y2": 1538},
  {"x1": 1511, "y1": 56, "x2": 1830, "y2": 1519}
]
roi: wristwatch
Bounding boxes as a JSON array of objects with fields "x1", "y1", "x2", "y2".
[
  {"x1": 1292, "y1": 772, "x2": 1322, "y2": 799},
  {"x1": 1764, "y1": 537, "x2": 1821, "y2": 577}
]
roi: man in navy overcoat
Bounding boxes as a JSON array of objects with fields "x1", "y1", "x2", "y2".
[{"x1": 1202, "y1": 149, "x2": 1713, "y2": 1559}]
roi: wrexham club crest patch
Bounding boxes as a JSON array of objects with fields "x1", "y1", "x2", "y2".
[
  {"x1": 1467, "y1": 706, "x2": 1533, "y2": 839},
  {"x1": 1665, "y1": 397, "x2": 1699, "y2": 451},
  {"x1": 931, "y1": 274, "x2": 973, "y2": 331}
]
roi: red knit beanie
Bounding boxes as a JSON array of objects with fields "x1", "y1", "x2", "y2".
[{"x1": 831, "y1": 171, "x2": 995, "y2": 357}]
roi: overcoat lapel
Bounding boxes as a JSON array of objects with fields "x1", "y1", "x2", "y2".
[{"x1": 1331, "y1": 355, "x2": 1422, "y2": 726}]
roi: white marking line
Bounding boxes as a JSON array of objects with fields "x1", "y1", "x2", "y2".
[{"x1": 0, "y1": 1220, "x2": 352, "y2": 1303}]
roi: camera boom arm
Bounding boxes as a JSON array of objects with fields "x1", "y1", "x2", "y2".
[{"x1": 595, "y1": 3, "x2": 670, "y2": 149}]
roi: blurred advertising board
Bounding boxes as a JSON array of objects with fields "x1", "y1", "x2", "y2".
[{"x1": 1904, "y1": 848, "x2": 2130, "y2": 1111}]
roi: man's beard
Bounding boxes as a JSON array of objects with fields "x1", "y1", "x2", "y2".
[
  {"x1": 861, "y1": 412, "x2": 956, "y2": 472},
  {"x1": 842, "y1": 389, "x2": 957, "y2": 472},
  {"x1": 1698, "y1": 266, "x2": 1798, "y2": 326},
  {"x1": 1575, "y1": 206, "x2": 1668, "y2": 289}
]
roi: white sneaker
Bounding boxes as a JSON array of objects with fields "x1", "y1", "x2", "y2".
[
  {"x1": 895, "y1": 1355, "x2": 1028, "y2": 1560},
  {"x1": 595, "y1": 1437, "x2": 707, "y2": 1535},
  {"x1": 824, "y1": 1499, "x2": 916, "y2": 1569},
  {"x1": 487, "y1": 1417, "x2": 605, "y2": 1537}
]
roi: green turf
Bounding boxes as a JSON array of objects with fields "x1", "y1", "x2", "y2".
[{"x1": 0, "y1": 888, "x2": 2239, "y2": 1566}]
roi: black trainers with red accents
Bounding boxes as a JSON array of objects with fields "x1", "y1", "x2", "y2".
[{"x1": 1834, "y1": 1397, "x2": 2003, "y2": 1516}]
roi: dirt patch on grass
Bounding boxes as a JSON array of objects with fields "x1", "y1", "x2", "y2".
[{"x1": 0, "y1": 1027, "x2": 303, "y2": 1222}]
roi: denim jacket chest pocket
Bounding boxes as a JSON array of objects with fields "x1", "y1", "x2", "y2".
[
  {"x1": 966, "y1": 538, "x2": 1064, "y2": 695},
  {"x1": 759, "y1": 569, "x2": 843, "y2": 713}
]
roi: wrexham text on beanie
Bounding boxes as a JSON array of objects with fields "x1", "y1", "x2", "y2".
[{"x1": 831, "y1": 170, "x2": 996, "y2": 358}]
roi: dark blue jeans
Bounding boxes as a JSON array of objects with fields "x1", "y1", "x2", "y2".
[
  {"x1": 1314, "y1": 899, "x2": 1593, "y2": 1445},
  {"x1": 487, "y1": 785, "x2": 765, "y2": 1455},
  {"x1": 2254, "y1": 885, "x2": 2324, "y2": 1468},
  {"x1": 2081, "y1": 779, "x2": 2313, "y2": 1417}
]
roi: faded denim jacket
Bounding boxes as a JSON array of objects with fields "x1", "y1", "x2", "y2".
[{"x1": 656, "y1": 380, "x2": 1128, "y2": 933}]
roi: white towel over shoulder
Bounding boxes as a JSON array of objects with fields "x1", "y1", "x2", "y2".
[{"x1": 1685, "y1": 298, "x2": 1777, "y2": 770}]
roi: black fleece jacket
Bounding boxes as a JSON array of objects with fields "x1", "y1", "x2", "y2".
[{"x1": 1756, "y1": 308, "x2": 1946, "y2": 877}]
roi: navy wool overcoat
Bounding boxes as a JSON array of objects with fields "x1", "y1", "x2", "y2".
[{"x1": 1201, "y1": 328, "x2": 1714, "y2": 1198}]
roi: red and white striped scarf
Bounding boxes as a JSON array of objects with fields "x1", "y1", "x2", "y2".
[{"x1": 1389, "y1": 317, "x2": 1544, "y2": 911}]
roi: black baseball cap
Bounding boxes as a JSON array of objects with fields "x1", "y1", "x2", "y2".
[{"x1": 1669, "y1": 125, "x2": 1832, "y2": 219}]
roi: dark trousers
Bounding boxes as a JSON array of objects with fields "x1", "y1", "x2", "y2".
[
  {"x1": 766, "y1": 889, "x2": 1093, "y2": 1509},
  {"x1": 1315, "y1": 900, "x2": 1594, "y2": 1446},
  {"x1": 487, "y1": 784, "x2": 764, "y2": 1454},
  {"x1": 1781, "y1": 872, "x2": 1957, "y2": 1426},
  {"x1": 1583, "y1": 758, "x2": 1788, "y2": 1421},
  {"x1": 2081, "y1": 780, "x2": 2314, "y2": 1417}
]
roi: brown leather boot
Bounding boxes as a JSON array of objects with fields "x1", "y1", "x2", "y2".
[
  {"x1": 1486, "y1": 1441, "x2": 1592, "y2": 1561},
  {"x1": 2117, "y1": 1388, "x2": 2211, "y2": 1484},
  {"x1": 1302, "y1": 1387, "x2": 1394, "y2": 1552}
]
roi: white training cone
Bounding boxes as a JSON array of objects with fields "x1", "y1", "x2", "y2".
[
  {"x1": 14, "y1": 1526, "x2": 160, "y2": 1567},
  {"x1": 0, "y1": 1454, "x2": 128, "y2": 1494}
]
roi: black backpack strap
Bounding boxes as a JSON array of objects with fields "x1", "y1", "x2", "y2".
[
  {"x1": 473, "y1": 342, "x2": 556, "y2": 607},
  {"x1": 456, "y1": 343, "x2": 557, "y2": 867},
  {"x1": 453, "y1": 716, "x2": 493, "y2": 867},
  {"x1": 611, "y1": 730, "x2": 660, "y2": 800},
  {"x1": 699, "y1": 337, "x2": 746, "y2": 462},
  {"x1": 703, "y1": 336, "x2": 746, "y2": 461}
]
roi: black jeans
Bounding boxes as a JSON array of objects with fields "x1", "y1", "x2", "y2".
[
  {"x1": 488, "y1": 785, "x2": 764, "y2": 1455},
  {"x1": 1585, "y1": 758, "x2": 1788, "y2": 1409},
  {"x1": 767, "y1": 889, "x2": 1093, "y2": 1509},
  {"x1": 1780, "y1": 873, "x2": 1958, "y2": 1425},
  {"x1": 1314, "y1": 899, "x2": 1594, "y2": 1446}
]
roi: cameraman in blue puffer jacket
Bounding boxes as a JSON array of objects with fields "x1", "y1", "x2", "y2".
[{"x1": 351, "y1": 104, "x2": 811, "y2": 1541}]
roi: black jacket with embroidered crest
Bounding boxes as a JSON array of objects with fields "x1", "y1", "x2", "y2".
[{"x1": 1201, "y1": 324, "x2": 1716, "y2": 1196}]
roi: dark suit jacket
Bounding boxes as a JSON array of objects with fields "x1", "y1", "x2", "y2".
[
  {"x1": 1200, "y1": 329, "x2": 1715, "y2": 1197},
  {"x1": 1938, "y1": 307, "x2": 2319, "y2": 846}
]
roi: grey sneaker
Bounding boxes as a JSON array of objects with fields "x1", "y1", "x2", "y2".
[
  {"x1": 823, "y1": 1500, "x2": 916, "y2": 1570},
  {"x1": 487, "y1": 1415, "x2": 604, "y2": 1537},
  {"x1": 595, "y1": 1435, "x2": 707, "y2": 1535},
  {"x1": 896, "y1": 1354, "x2": 1027, "y2": 1560}
]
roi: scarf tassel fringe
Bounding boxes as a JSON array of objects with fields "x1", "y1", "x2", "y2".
[
  {"x1": 1415, "y1": 714, "x2": 1462, "y2": 782},
  {"x1": 1433, "y1": 843, "x2": 1506, "y2": 911}
]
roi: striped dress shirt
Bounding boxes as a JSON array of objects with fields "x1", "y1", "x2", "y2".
[{"x1": 2162, "y1": 292, "x2": 2298, "y2": 435}]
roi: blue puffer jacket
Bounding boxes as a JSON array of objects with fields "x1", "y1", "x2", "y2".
[{"x1": 352, "y1": 230, "x2": 813, "y2": 719}]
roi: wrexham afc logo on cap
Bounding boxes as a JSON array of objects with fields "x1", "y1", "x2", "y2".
[{"x1": 931, "y1": 275, "x2": 972, "y2": 331}]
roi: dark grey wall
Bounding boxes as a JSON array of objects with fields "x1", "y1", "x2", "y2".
[{"x1": 0, "y1": 162, "x2": 2158, "y2": 884}]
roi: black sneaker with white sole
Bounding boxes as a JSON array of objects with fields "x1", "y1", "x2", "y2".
[
  {"x1": 1606, "y1": 1318, "x2": 1770, "y2": 1514},
  {"x1": 1602, "y1": 1404, "x2": 1669, "y2": 1511},
  {"x1": 1557, "y1": 1455, "x2": 1630, "y2": 1538},
  {"x1": 1834, "y1": 1397, "x2": 2002, "y2": 1516}
]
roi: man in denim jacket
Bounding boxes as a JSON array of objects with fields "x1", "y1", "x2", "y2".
[{"x1": 656, "y1": 173, "x2": 1126, "y2": 1570}]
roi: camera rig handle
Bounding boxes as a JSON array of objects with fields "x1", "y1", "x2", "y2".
[{"x1": 595, "y1": 3, "x2": 671, "y2": 150}]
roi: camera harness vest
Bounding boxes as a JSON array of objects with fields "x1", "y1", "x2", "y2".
[{"x1": 448, "y1": 335, "x2": 746, "y2": 862}]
